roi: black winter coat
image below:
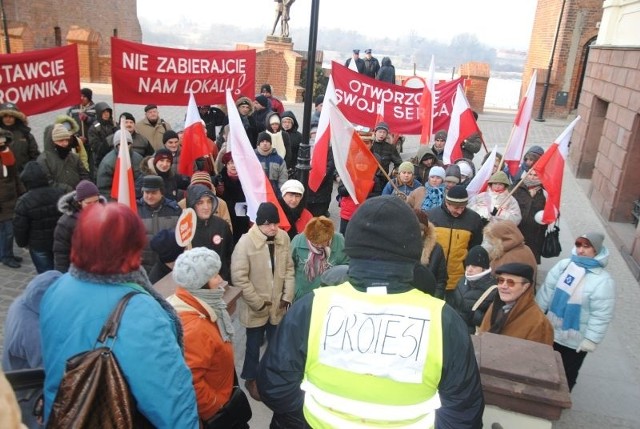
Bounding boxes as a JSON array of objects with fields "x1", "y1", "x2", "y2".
[
  {"x1": 13, "y1": 162, "x2": 65, "y2": 251},
  {"x1": 450, "y1": 272, "x2": 497, "y2": 334},
  {"x1": 513, "y1": 186, "x2": 546, "y2": 264},
  {"x1": 217, "y1": 168, "x2": 249, "y2": 244}
]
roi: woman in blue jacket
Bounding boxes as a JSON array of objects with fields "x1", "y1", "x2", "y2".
[
  {"x1": 39, "y1": 203, "x2": 199, "y2": 428},
  {"x1": 536, "y1": 232, "x2": 615, "y2": 391}
]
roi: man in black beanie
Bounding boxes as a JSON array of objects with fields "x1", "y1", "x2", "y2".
[
  {"x1": 428, "y1": 185, "x2": 484, "y2": 294},
  {"x1": 258, "y1": 196, "x2": 484, "y2": 428}
]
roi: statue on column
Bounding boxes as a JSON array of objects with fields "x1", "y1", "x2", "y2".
[{"x1": 271, "y1": 0, "x2": 295, "y2": 38}]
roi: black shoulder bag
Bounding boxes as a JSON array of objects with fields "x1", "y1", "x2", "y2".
[{"x1": 541, "y1": 218, "x2": 562, "y2": 258}]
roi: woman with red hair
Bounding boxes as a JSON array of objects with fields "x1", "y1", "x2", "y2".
[{"x1": 39, "y1": 202, "x2": 199, "y2": 428}]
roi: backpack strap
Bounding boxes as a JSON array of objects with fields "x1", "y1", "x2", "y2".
[
  {"x1": 472, "y1": 285, "x2": 498, "y2": 312},
  {"x1": 96, "y1": 292, "x2": 140, "y2": 345}
]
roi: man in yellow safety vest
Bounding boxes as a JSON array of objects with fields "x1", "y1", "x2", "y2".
[{"x1": 257, "y1": 195, "x2": 484, "y2": 428}]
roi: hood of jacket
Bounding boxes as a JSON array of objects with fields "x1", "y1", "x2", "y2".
[
  {"x1": 381, "y1": 57, "x2": 392, "y2": 67},
  {"x1": 420, "y1": 221, "x2": 439, "y2": 265},
  {"x1": 54, "y1": 114, "x2": 80, "y2": 134},
  {"x1": 186, "y1": 183, "x2": 218, "y2": 213},
  {"x1": 20, "y1": 161, "x2": 49, "y2": 190},
  {"x1": 454, "y1": 157, "x2": 476, "y2": 176},
  {"x1": 22, "y1": 270, "x2": 63, "y2": 314},
  {"x1": 485, "y1": 220, "x2": 525, "y2": 254},
  {"x1": 281, "y1": 110, "x2": 299, "y2": 131},
  {"x1": 94, "y1": 102, "x2": 113, "y2": 121},
  {"x1": 0, "y1": 102, "x2": 28, "y2": 126},
  {"x1": 235, "y1": 96, "x2": 255, "y2": 116},
  {"x1": 57, "y1": 190, "x2": 107, "y2": 216},
  {"x1": 415, "y1": 145, "x2": 437, "y2": 163},
  {"x1": 265, "y1": 111, "x2": 281, "y2": 129}
]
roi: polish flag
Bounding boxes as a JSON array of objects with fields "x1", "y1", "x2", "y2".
[
  {"x1": 348, "y1": 57, "x2": 360, "y2": 72},
  {"x1": 224, "y1": 90, "x2": 290, "y2": 229},
  {"x1": 504, "y1": 71, "x2": 537, "y2": 176},
  {"x1": 532, "y1": 116, "x2": 581, "y2": 224},
  {"x1": 373, "y1": 99, "x2": 385, "y2": 128},
  {"x1": 443, "y1": 84, "x2": 481, "y2": 165},
  {"x1": 309, "y1": 76, "x2": 337, "y2": 192},
  {"x1": 466, "y1": 145, "x2": 498, "y2": 199},
  {"x1": 327, "y1": 100, "x2": 377, "y2": 204},
  {"x1": 178, "y1": 91, "x2": 211, "y2": 176},
  {"x1": 419, "y1": 55, "x2": 436, "y2": 145},
  {"x1": 111, "y1": 118, "x2": 137, "y2": 214}
]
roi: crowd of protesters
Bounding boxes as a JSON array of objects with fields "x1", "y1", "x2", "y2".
[{"x1": 0, "y1": 83, "x2": 615, "y2": 428}]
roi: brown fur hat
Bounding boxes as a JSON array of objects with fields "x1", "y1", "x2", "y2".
[{"x1": 304, "y1": 216, "x2": 335, "y2": 245}]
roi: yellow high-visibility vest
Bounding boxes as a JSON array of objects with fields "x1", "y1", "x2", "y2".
[{"x1": 303, "y1": 283, "x2": 445, "y2": 428}]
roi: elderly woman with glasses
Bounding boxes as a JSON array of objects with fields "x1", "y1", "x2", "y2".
[
  {"x1": 536, "y1": 232, "x2": 615, "y2": 391},
  {"x1": 478, "y1": 262, "x2": 554, "y2": 345}
]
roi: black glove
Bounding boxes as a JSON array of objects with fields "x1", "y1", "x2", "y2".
[{"x1": 491, "y1": 207, "x2": 499, "y2": 216}]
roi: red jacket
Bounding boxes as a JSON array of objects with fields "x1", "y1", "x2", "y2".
[{"x1": 170, "y1": 287, "x2": 235, "y2": 420}]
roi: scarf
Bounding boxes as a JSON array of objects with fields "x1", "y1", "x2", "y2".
[
  {"x1": 69, "y1": 265, "x2": 184, "y2": 349},
  {"x1": 548, "y1": 261, "x2": 587, "y2": 341},
  {"x1": 54, "y1": 145, "x2": 72, "y2": 159},
  {"x1": 420, "y1": 184, "x2": 445, "y2": 212},
  {"x1": 279, "y1": 197, "x2": 305, "y2": 238},
  {"x1": 570, "y1": 253, "x2": 603, "y2": 270},
  {"x1": 304, "y1": 240, "x2": 332, "y2": 282},
  {"x1": 190, "y1": 287, "x2": 235, "y2": 342},
  {"x1": 465, "y1": 268, "x2": 492, "y2": 282}
]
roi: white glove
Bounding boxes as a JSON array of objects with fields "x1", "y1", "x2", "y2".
[{"x1": 576, "y1": 339, "x2": 597, "y2": 353}]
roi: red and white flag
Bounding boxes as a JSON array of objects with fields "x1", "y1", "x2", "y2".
[
  {"x1": 504, "y1": 71, "x2": 537, "y2": 176},
  {"x1": 178, "y1": 91, "x2": 211, "y2": 176},
  {"x1": 532, "y1": 116, "x2": 581, "y2": 224},
  {"x1": 111, "y1": 118, "x2": 137, "y2": 214},
  {"x1": 225, "y1": 90, "x2": 290, "y2": 229},
  {"x1": 373, "y1": 98, "x2": 385, "y2": 129},
  {"x1": 443, "y1": 84, "x2": 481, "y2": 165},
  {"x1": 327, "y1": 100, "x2": 377, "y2": 204},
  {"x1": 419, "y1": 55, "x2": 436, "y2": 145},
  {"x1": 309, "y1": 76, "x2": 336, "y2": 192},
  {"x1": 466, "y1": 145, "x2": 498, "y2": 199}
]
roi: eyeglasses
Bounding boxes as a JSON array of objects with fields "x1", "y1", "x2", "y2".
[
  {"x1": 574, "y1": 241, "x2": 592, "y2": 249},
  {"x1": 496, "y1": 276, "x2": 529, "y2": 288}
]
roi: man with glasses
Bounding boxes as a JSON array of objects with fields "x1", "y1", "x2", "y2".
[{"x1": 478, "y1": 262, "x2": 553, "y2": 345}]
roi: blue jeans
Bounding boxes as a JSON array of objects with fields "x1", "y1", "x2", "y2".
[
  {"x1": 30, "y1": 248, "x2": 54, "y2": 274},
  {"x1": 241, "y1": 322, "x2": 277, "y2": 381},
  {"x1": 0, "y1": 219, "x2": 15, "y2": 261}
]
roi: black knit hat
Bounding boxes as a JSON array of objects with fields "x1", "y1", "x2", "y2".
[
  {"x1": 465, "y1": 245, "x2": 490, "y2": 269},
  {"x1": 495, "y1": 262, "x2": 534, "y2": 284},
  {"x1": 256, "y1": 202, "x2": 280, "y2": 225},
  {"x1": 119, "y1": 112, "x2": 135, "y2": 122},
  {"x1": 144, "y1": 104, "x2": 158, "y2": 112},
  {"x1": 345, "y1": 196, "x2": 422, "y2": 263},
  {"x1": 163, "y1": 130, "x2": 179, "y2": 144},
  {"x1": 255, "y1": 95, "x2": 269, "y2": 108},
  {"x1": 257, "y1": 131, "x2": 272, "y2": 144},
  {"x1": 80, "y1": 88, "x2": 93, "y2": 100},
  {"x1": 445, "y1": 185, "x2": 468, "y2": 204}
]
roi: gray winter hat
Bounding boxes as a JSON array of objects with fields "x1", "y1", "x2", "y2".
[
  {"x1": 580, "y1": 232, "x2": 604, "y2": 254},
  {"x1": 172, "y1": 247, "x2": 221, "y2": 291}
]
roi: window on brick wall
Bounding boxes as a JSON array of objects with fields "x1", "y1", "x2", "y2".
[
  {"x1": 113, "y1": 28, "x2": 118, "y2": 38},
  {"x1": 54, "y1": 27, "x2": 61, "y2": 46}
]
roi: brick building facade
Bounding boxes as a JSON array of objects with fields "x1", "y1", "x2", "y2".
[
  {"x1": 569, "y1": 0, "x2": 640, "y2": 276},
  {"x1": 522, "y1": 0, "x2": 602, "y2": 119}
]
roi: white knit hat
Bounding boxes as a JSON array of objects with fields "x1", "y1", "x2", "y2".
[
  {"x1": 172, "y1": 247, "x2": 221, "y2": 291},
  {"x1": 429, "y1": 166, "x2": 446, "y2": 179}
]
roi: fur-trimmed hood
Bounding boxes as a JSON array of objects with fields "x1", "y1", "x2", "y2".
[
  {"x1": 235, "y1": 96, "x2": 255, "y2": 115},
  {"x1": 484, "y1": 220, "x2": 525, "y2": 260},
  {"x1": 0, "y1": 102, "x2": 28, "y2": 126},
  {"x1": 57, "y1": 190, "x2": 107, "y2": 216},
  {"x1": 54, "y1": 114, "x2": 80, "y2": 134},
  {"x1": 420, "y1": 221, "x2": 438, "y2": 265}
]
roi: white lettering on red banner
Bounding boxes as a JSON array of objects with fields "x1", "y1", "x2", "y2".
[
  {"x1": 0, "y1": 45, "x2": 80, "y2": 116},
  {"x1": 111, "y1": 38, "x2": 256, "y2": 106}
]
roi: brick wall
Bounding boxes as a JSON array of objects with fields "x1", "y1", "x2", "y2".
[
  {"x1": 522, "y1": 0, "x2": 602, "y2": 119},
  {"x1": 459, "y1": 62, "x2": 490, "y2": 113},
  {"x1": 570, "y1": 46, "x2": 640, "y2": 222},
  {"x1": 1, "y1": 0, "x2": 141, "y2": 55}
]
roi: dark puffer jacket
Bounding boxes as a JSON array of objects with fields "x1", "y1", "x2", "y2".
[
  {"x1": 281, "y1": 110, "x2": 302, "y2": 171},
  {"x1": 53, "y1": 191, "x2": 107, "y2": 272},
  {"x1": 0, "y1": 102, "x2": 40, "y2": 173},
  {"x1": 136, "y1": 196, "x2": 181, "y2": 273},
  {"x1": 450, "y1": 271, "x2": 497, "y2": 334},
  {"x1": 13, "y1": 161, "x2": 65, "y2": 251}
]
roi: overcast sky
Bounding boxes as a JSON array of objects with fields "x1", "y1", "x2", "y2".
[{"x1": 137, "y1": 0, "x2": 538, "y2": 50}]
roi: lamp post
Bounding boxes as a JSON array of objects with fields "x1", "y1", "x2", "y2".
[
  {"x1": 535, "y1": 0, "x2": 567, "y2": 122},
  {"x1": 296, "y1": 0, "x2": 320, "y2": 190},
  {"x1": 1, "y1": 0, "x2": 10, "y2": 53}
]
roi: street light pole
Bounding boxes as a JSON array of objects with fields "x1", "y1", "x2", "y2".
[
  {"x1": 535, "y1": 0, "x2": 566, "y2": 122},
  {"x1": 296, "y1": 0, "x2": 320, "y2": 190},
  {"x1": 1, "y1": 0, "x2": 11, "y2": 54}
]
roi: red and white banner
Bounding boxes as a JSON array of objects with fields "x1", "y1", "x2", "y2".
[
  {"x1": 308, "y1": 75, "x2": 336, "y2": 192},
  {"x1": 112, "y1": 118, "x2": 137, "y2": 214},
  {"x1": 111, "y1": 38, "x2": 256, "y2": 106},
  {"x1": 225, "y1": 89, "x2": 290, "y2": 229},
  {"x1": 327, "y1": 100, "x2": 377, "y2": 205},
  {"x1": 178, "y1": 92, "x2": 211, "y2": 176},
  {"x1": 504, "y1": 70, "x2": 537, "y2": 176},
  {"x1": 331, "y1": 61, "x2": 463, "y2": 135},
  {"x1": 0, "y1": 45, "x2": 80, "y2": 116},
  {"x1": 443, "y1": 84, "x2": 481, "y2": 165},
  {"x1": 532, "y1": 116, "x2": 581, "y2": 224}
]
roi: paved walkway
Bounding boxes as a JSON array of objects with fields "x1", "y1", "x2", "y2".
[{"x1": 1, "y1": 87, "x2": 639, "y2": 428}]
